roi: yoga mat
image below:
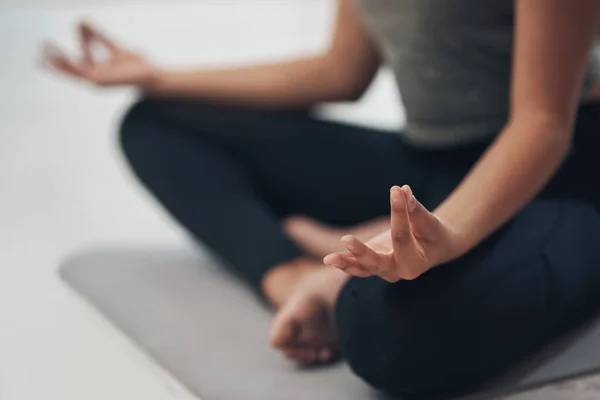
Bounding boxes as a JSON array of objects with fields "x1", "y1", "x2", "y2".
[{"x1": 60, "y1": 247, "x2": 600, "y2": 400}]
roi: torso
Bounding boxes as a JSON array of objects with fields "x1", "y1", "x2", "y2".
[{"x1": 353, "y1": 0, "x2": 600, "y2": 148}]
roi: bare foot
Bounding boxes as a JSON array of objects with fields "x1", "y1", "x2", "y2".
[
  {"x1": 269, "y1": 267, "x2": 350, "y2": 365},
  {"x1": 261, "y1": 258, "x2": 323, "y2": 308},
  {"x1": 283, "y1": 216, "x2": 389, "y2": 258}
]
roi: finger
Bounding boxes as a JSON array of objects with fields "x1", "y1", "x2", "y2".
[
  {"x1": 41, "y1": 41, "x2": 67, "y2": 62},
  {"x1": 37, "y1": 52, "x2": 53, "y2": 70},
  {"x1": 78, "y1": 21, "x2": 121, "y2": 54},
  {"x1": 41, "y1": 42, "x2": 88, "y2": 79},
  {"x1": 78, "y1": 21, "x2": 95, "y2": 65},
  {"x1": 341, "y1": 235, "x2": 383, "y2": 273},
  {"x1": 390, "y1": 185, "x2": 422, "y2": 278},
  {"x1": 323, "y1": 252, "x2": 356, "y2": 271},
  {"x1": 49, "y1": 56, "x2": 88, "y2": 78},
  {"x1": 402, "y1": 185, "x2": 439, "y2": 240},
  {"x1": 343, "y1": 268, "x2": 373, "y2": 278},
  {"x1": 323, "y1": 252, "x2": 372, "y2": 277}
]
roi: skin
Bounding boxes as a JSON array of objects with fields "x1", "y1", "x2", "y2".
[
  {"x1": 41, "y1": 0, "x2": 600, "y2": 365},
  {"x1": 324, "y1": 0, "x2": 600, "y2": 283},
  {"x1": 41, "y1": 0, "x2": 379, "y2": 108}
]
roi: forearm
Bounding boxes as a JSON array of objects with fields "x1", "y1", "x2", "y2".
[
  {"x1": 141, "y1": 0, "x2": 379, "y2": 109},
  {"x1": 146, "y1": 55, "x2": 355, "y2": 109},
  {"x1": 434, "y1": 118, "x2": 571, "y2": 256},
  {"x1": 434, "y1": 0, "x2": 600, "y2": 258}
]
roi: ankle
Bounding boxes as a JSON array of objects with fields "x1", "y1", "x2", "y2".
[{"x1": 261, "y1": 258, "x2": 320, "y2": 308}]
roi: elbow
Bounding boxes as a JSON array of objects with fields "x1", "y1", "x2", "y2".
[
  {"x1": 339, "y1": 81, "x2": 371, "y2": 101},
  {"x1": 320, "y1": 54, "x2": 379, "y2": 102},
  {"x1": 329, "y1": 83, "x2": 368, "y2": 102}
]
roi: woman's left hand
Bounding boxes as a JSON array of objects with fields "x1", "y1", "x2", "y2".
[{"x1": 323, "y1": 185, "x2": 465, "y2": 282}]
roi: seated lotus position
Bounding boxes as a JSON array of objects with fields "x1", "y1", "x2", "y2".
[{"x1": 43, "y1": 0, "x2": 600, "y2": 398}]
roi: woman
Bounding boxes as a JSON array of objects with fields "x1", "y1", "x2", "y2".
[{"x1": 43, "y1": 0, "x2": 600, "y2": 398}]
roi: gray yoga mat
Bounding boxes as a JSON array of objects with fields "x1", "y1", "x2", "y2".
[{"x1": 60, "y1": 246, "x2": 600, "y2": 400}]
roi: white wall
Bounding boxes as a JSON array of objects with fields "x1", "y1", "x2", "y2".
[{"x1": 1, "y1": 0, "x2": 199, "y2": 9}]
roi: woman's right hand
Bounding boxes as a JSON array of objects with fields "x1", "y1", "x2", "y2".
[{"x1": 41, "y1": 22, "x2": 159, "y2": 89}]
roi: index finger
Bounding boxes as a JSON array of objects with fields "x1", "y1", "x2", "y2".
[{"x1": 41, "y1": 42, "x2": 88, "y2": 79}]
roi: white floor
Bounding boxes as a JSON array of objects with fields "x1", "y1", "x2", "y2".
[{"x1": 0, "y1": 2, "x2": 403, "y2": 399}]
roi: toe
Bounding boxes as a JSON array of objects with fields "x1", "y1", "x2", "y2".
[
  {"x1": 283, "y1": 347, "x2": 298, "y2": 360},
  {"x1": 295, "y1": 348, "x2": 318, "y2": 364},
  {"x1": 269, "y1": 301, "x2": 301, "y2": 348},
  {"x1": 270, "y1": 279, "x2": 340, "y2": 365},
  {"x1": 318, "y1": 347, "x2": 332, "y2": 362},
  {"x1": 269, "y1": 311, "x2": 298, "y2": 348},
  {"x1": 282, "y1": 347, "x2": 317, "y2": 364},
  {"x1": 272, "y1": 296, "x2": 327, "y2": 348},
  {"x1": 295, "y1": 314, "x2": 320, "y2": 344}
]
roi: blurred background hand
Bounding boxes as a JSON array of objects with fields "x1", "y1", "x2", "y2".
[{"x1": 41, "y1": 22, "x2": 158, "y2": 88}]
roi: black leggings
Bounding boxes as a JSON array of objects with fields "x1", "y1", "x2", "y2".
[{"x1": 119, "y1": 99, "x2": 600, "y2": 399}]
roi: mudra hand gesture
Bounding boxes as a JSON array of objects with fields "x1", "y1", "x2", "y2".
[
  {"x1": 41, "y1": 22, "x2": 157, "y2": 88},
  {"x1": 324, "y1": 185, "x2": 463, "y2": 282}
]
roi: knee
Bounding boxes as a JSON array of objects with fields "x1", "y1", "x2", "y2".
[
  {"x1": 335, "y1": 279, "x2": 450, "y2": 400},
  {"x1": 118, "y1": 98, "x2": 163, "y2": 162},
  {"x1": 543, "y1": 200, "x2": 600, "y2": 318},
  {"x1": 117, "y1": 98, "x2": 187, "y2": 182},
  {"x1": 118, "y1": 98, "x2": 236, "y2": 162}
]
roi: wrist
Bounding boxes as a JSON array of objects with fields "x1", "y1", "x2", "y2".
[
  {"x1": 436, "y1": 214, "x2": 473, "y2": 262},
  {"x1": 141, "y1": 66, "x2": 168, "y2": 94},
  {"x1": 448, "y1": 224, "x2": 472, "y2": 260}
]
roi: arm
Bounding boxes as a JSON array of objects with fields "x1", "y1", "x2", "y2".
[
  {"x1": 148, "y1": 0, "x2": 381, "y2": 108},
  {"x1": 43, "y1": 0, "x2": 379, "y2": 109},
  {"x1": 324, "y1": 0, "x2": 600, "y2": 282},
  {"x1": 435, "y1": 0, "x2": 600, "y2": 256}
]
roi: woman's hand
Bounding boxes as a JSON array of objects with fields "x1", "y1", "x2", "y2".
[
  {"x1": 324, "y1": 185, "x2": 465, "y2": 282},
  {"x1": 41, "y1": 22, "x2": 158, "y2": 88}
]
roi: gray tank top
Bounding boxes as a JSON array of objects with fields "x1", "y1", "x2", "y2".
[{"x1": 353, "y1": 0, "x2": 600, "y2": 148}]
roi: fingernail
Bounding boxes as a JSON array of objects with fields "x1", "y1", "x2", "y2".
[
  {"x1": 401, "y1": 186, "x2": 416, "y2": 211},
  {"x1": 323, "y1": 257, "x2": 337, "y2": 267},
  {"x1": 390, "y1": 186, "x2": 401, "y2": 202},
  {"x1": 408, "y1": 194, "x2": 417, "y2": 212},
  {"x1": 391, "y1": 187, "x2": 405, "y2": 210}
]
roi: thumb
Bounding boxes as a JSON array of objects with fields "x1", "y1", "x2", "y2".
[
  {"x1": 402, "y1": 185, "x2": 439, "y2": 240},
  {"x1": 79, "y1": 21, "x2": 121, "y2": 54}
]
